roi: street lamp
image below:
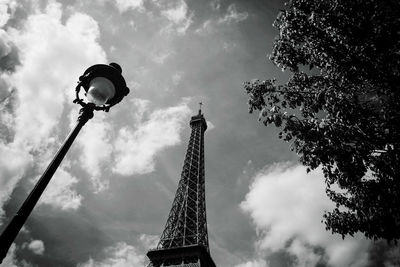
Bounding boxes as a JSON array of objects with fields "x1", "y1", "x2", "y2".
[{"x1": 0, "y1": 63, "x2": 129, "y2": 263}]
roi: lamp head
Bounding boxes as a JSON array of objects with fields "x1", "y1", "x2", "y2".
[{"x1": 74, "y1": 63, "x2": 130, "y2": 111}]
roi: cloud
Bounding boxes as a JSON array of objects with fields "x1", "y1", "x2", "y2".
[
  {"x1": 206, "y1": 120, "x2": 215, "y2": 130},
  {"x1": 0, "y1": 1, "x2": 107, "y2": 215},
  {"x1": 64, "y1": 98, "x2": 190, "y2": 192},
  {"x1": 130, "y1": 98, "x2": 151, "y2": 125},
  {"x1": 0, "y1": 29, "x2": 20, "y2": 72},
  {"x1": 2, "y1": 243, "x2": 35, "y2": 266},
  {"x1": 240, "y1": 163, "x2": 371, "y2": 267},
  {"x1": 27, "y1": 240, "x2": 45, "y2": 255},
  {"x1": 160, "y1": 0, "x2": 193, "y2": 34},
  {"x1": 38, "y1": 167, "x2": 82, "y2": 210},
  {"x1": 76, "y1": 114, "x2": 113, "y2": 192},
  {"x1": 77, "y1": 242, "x2": 145, "y2": 267},
  {"x1": 113, "y1": 100, "x2": 191, "y2": 175},
  {"x1": 210, "y1": 0, "x2": 221, "y2": 11},
  {"x1": 222, "y1": 41, "x2": 237, "y2": 52},
  {"x1": 0, "y1": 1, "x2": 9, "y2": 27},
  {"x1": 6, "y1": 1, "x2": 106, "y2": 151},
  {"x1": 161, "y1": 0, "x2": 188, "y2": 24},
  {"x1": 234, "y1": 259, "x2": 268, "y2": 267},
  {"x1": 195, "y1": 19, "x2": 214, "y2": 35},
  {"x1": 2, "y1": 243, "x2": 19, "y2": 267},
  {"x1": 218, "y1": 4, "x2": 248, "y2": 25},
  {"x1": 195, "y1": 4, "x2": 248, "y2": 35},
  {"x1": 172, "y1": 71, "x2": 183, "y2": 85},
  {"x1": 139, "y1": 234, "x2": 159, "y2": 249},
  {"x1": 0, "y1": 142, "x2": 32, "y2": 222},
  {"x1": 151, "y1": 51, "x2": 172, "y2": 64},
  {"x1": 0, "y1": 0, "x2": 18, "y2": 28},
  {"x1": 113, "y1": 0, "x2": 145, "y2": 13}
]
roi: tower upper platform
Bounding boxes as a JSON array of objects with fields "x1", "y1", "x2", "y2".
[{"x1": 190, "y1": 109, "x2": 207, "y2": 131}]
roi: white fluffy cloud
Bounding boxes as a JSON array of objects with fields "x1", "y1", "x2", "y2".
[
  {"x1": 113, "y1": 100, "x2": 191, "y2": 175},
  {"x1": 235, "y1": 259, "x2": 268, "y2": 267},
  {"x1": 139, "y1": 233, "x2": 159, "y2": 249},
  {"x1": 27, "y1": 240, "x2": 45, "y2": 255},
  {"x1": 129, "y1": 98, "x2": 151, "y2": 126},
  {"x1": 78, "y1": 119, "x2": 112, "y2": 176},
  {"x1": 0, "y1": 0, "x2": 17, "y2": 27},
  {"x1": 241, "y1": 163, "x2": 371, "y2": 267},
  {"x1": 1, "y1": 243, "x2": 19, "y2": 267},
  {"x1": 218, "y1": 4, "x2": 248, "y2": 25},
  {"x1": 0, "y1": 1, "x2": 9, "y2": 27},
  {"x1": 206, "y1": 120, "x2": 215, "y2": 130},
  {"x1": 196, "y1": 4, "x2": 248, "y2": 35},
  {"x1": 73, "y1": 98, "x2": 190, "y2": 189},
  {"x1": 113, "y1": 0, "x2": 144, "y2": 13},
  {"x1": 76, "y1": 114, "x2": 113, "y2": 192},
  {"x1": 210, "y1": 0, "x2": 221, "y2": 11},
  {"x1": 151, "y1": 51, "x2": 172, "y2": 64},
  {"x1": 1, "y1": 242, "x2": 35, "y2": 266},
  {"x1": 7, "y1": 2, "x2": 106, "y2": 150},
  {"x1": 39, "y1": 167, "x2": 82, "y2": 210},
  {"x1": 162, "y1": 0, "x2": 188, "y2": 24},
  {"x1": 78, "y1": 242, "x2": 145, "y2": 267},
  {"x1": 0, "y1": 1, "x2": 107, "y2": 214},
  {"x1": 161, "y1": 0, "x2": 193, "y2": 34}
]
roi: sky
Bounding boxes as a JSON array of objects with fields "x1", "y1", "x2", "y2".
[{"x1": 0, "y1": 0, "x2": 399, "y2": 266}]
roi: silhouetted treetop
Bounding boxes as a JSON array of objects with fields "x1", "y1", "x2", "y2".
[{"x1": 245, "y1": 0, "x2": 400, "y2": 241}]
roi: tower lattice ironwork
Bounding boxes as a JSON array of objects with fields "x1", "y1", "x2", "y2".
[{"x1": 147, "y1": 107, "x2": 216, "y2": 267}]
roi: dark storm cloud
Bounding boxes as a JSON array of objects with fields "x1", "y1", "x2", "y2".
[
  {"x1": 367, "y1": 241, "x2": 400, "y2": 267},
  {"x1": 0, "y1": 88, "x2": 16, "y2": 143},
  {"x1": 267, "y1": 249, "x2": 297, "y2": 267},
  {"x1": 1, "y1": 0, "x2": 35, "y2": 29},
  {"x1": 0, "y1": 42, "x2": 20, "y2": 72}
]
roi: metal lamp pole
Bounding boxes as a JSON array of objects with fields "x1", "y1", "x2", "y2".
[
  {"x1": 0, "y1": 63, "x2": 129, "y2": 263},
  {"x1": 0, "y1": 105, "x2": 94, "y2": 261}
]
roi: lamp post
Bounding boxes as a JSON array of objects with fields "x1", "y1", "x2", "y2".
[{"x1": 0, "y1": 63, "x2": 129, "y2": 263}]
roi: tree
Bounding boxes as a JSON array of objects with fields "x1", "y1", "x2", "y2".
[{"x1": 245, "y1": 0, "x2": 400, "y2": 241}]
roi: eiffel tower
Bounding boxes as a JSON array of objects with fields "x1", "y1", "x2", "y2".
[{"x1": 147, "y1": 104, "x2": 216, "y2": 267}]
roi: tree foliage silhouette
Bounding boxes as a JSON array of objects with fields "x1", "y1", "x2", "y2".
[{"x1": 245, "y1": 0, "x2": 400, "y2": 241}]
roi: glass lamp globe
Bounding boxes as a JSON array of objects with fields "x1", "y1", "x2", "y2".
[{"x1": 86, "y1": 77, "x2": 116, "y2": 106}]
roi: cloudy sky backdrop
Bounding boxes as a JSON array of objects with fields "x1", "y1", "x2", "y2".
[{"x1": 0, "y1": 0, "x2": 399, "y2": 266}]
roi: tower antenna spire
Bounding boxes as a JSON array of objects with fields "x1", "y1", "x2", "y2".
[{"x1": 199, "y1": 102, "x2": 203, "y2": 115}]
